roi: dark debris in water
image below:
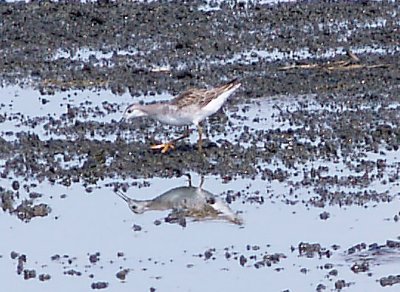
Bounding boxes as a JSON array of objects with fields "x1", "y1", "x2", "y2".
[
  {"x1": 345, "y1": 240, "x2": 400, "y2": 279},
  {"x1": 196, "y1": 245, "x2": 286, "y2": 269},
  {"x1": 23, "y1": 269, "x2": 36, "y2": 280},
  {"x1": 14, "y1": 201, "x2": 51, "y2": 222},
  {"x1": 116, "y1": 269, "x2": 130, "y2": 281},
  {"x1": 380, "y1": 275, "x2": 400, "y2": 287},
  {"x1": 334, "y1": 279, "x2": 353, "y2": 290},
  {"x1": 298, "y1": 242, "x2": 331, "y2": 259},
  {"x1": 64, "y1": 269, "x2": 82, "y2": 277},
  {"x1": 89, "y1": 252, "x2": 100, "y2": 264},
  {"x1": 253, "y1": 253, "x2": 286, "y2": 269},
  {"x1": 38, "y1": 274, "x2": 51, "y2": 281},
  {"x1": 1, "y1": 188, "x2": 51, "y2": 221},
  {"x1": 132, "y1": 224, "x2": 142, "y2": 232},
  {"x1": 91, "y1": 282, "x2": 109, "y2": 290},
  {"x1": 350, "y1": 261, "x2": 369, "y2": 273},
  {"x1": 164, "y1": 211, "x2": 187, "y2": 228},
  {"x1": 7, "y1": 238, "x2": 400, "y2": 290}
]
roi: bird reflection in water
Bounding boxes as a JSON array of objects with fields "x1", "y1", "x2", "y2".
[{"x1": 115, "y1": 175, "x2": 242, "y2": 227}]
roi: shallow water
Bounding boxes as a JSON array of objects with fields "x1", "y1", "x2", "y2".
[{"x1": 1, "y1": 173, "x2": 400, "y2": 291}]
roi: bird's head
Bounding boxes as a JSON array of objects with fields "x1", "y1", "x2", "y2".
[
  {"x1": 115, "y1": 190, "x2": 147, "y2": 214},
  {"x1": 128, "y1": 201, "x2": 146, "y2": 214},
  {"x1": 120, "y1": 104, "x2": 147, "y2": 122}
]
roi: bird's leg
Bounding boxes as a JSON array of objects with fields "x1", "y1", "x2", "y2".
[
  {"x1": 184, "y1": 173, "x2": 192, "y2": 187},
  {"x1": 199, "y1": 175, "x2": 205, "y2": 188},
  {"x1": 150, "y1": 126, "x2": 191, "y2": 153},
  {"x1": 197, "y1": 124, "x2": 203, "y2": 152}
]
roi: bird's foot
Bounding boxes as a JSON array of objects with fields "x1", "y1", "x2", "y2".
[{"x1": 150, "y1": 142, "x2": 175, "y2": 154}]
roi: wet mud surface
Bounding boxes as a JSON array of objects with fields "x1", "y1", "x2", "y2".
[
  {"x1": 1, "y1": 0, "x2": 400, "y2": 291},
  {"x1": 0, "y1": 1, "x2": 399, "y2": 96}
]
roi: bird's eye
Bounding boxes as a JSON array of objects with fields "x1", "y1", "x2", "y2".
[
  {"x1": 206, "y1": 198, "x2": 216, "y2": 204},
  {"x1": 132, "y1": 205, "x2": 137, "y2": 209},
  {"x1": 127, "y1": 109, "x2": 132, "y2": 114}
]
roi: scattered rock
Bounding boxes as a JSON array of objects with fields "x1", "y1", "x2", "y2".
[
  {"x1": 380, "y1": 275, "x2": 400, "y2": 287},
  {"x1": 116, "y1": 269, "x2": 129, "y2": 281},
  {"x1": 91, "y1": 282, "x2": 109, "y2": 289}
]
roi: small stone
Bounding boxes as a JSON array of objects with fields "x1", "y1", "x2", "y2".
[
  {"x1": 334, "y1": 280, "x2": 349, "y2": 289},
  {"x1": 379, "y1": 275, "x2": 400, "y2": 287},
  {"x1": 12, "y1": 180, "x2": 20, "y2": 190},
  {"x1": 51, "y1": 254, "x2": 60, "y2": 261},
  {"x1": 351, "y1": 261, "x2": 369, "y2": 273},
  {"x1": 132, "y1": 224, "x2": 142, "y2": 231},
  {"x1": 116, "y1": 269, "x2": 129, "y2": 280},
  {"x1": 204, "y1": 249, "x2": 214, "y2": 260},
  {"x1": 239, "y1": 255, "x2": 247, "y2": 266},
  {"x1": 10, "y1": 251, "x2": 19, "y2": 259},
  {"x1": 319, "y1": 211, "x2": 330, "y2": 220},
  {"x1": 329, "y1": 269, "x2": 338, "y2": 276},
  {"x1": 91, "y1": 282, "x2": 108, "y2": 289},
  {"x1": 23, "y1": 269, "x2": 36, "y2": 280},
  {"x1": 89, "y1": 253, "x2": 100, "y2": 264},
  {"x1": 324, "y1": 263, "x2": 333, "y2": 269},
  {"x1": 39, "y1": 274, "x2": 51, "y2": 281}
]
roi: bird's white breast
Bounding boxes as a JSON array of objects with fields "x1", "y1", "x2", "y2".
[
  {"x1": 194, "y1": 85, "x2": 240, "y2": 124},
  {"x1": 154, "y1": 105, "x2": 194, "y2": 126}
]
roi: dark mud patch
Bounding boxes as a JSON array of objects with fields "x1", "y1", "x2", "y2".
[
  {"x1": 0, "y1": 1, "x2": 399, "y2": 193},
  {"x1": 1, "y1": 187, "x2": 51, "y2": 221},
  {"x1": 2, "y1": 91, "x2": 400, "y2": 182},
  {"x1": 0, "y1": 1, "x2": 398, "y2": 97}
]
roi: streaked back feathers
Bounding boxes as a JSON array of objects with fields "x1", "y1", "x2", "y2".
[{"x1": 171, "y1": 78, "x2": 241, "y2": 109}]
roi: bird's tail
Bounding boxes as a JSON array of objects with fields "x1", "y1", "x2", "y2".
[
  {"x1": 219, "y1": 78, "x2": 241, "y2": 93},
  {"x1": 225, "y1": 78, "x2": 240, "y2": 88}
]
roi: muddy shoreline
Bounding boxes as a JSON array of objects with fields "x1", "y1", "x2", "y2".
[
  {"x1": 0, "y1": 1, "x2": 399, "y2": 179},
  {"x1": 0, "y1": 0, "x2": 399, "y2": 206},
  {"x1": 0, "y1": 1, "x2": 399, "y2": 97}
]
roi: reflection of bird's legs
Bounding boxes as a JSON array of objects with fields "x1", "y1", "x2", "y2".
[
  {"x1": 199, "y1": 175, "x2": 205, "y2": 188},
  {"x1": 184, "y1": 173, "x2": 192, "y2": 187},
  {"x1": 197, "y1": 124, "x2": 203, "y2": 152},
  {"x1": 151, "y1": 126, "x2": 191, "y2": 153}
]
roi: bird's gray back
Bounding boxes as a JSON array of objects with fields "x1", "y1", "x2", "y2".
[{"x1": 151, "y1": 186, "x2": 213, "y2": 209}]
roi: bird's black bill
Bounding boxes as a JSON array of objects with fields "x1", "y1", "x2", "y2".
[
  {"x1": 119, "y1": 117, "x2": 126, "y2": 124},
  {"x1": 114, "y1": 190, "x2": 129, "y2": 202}
]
